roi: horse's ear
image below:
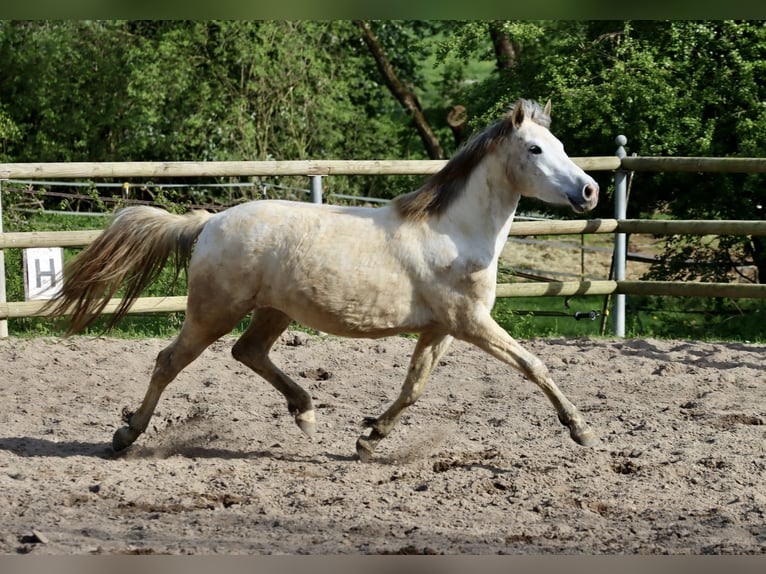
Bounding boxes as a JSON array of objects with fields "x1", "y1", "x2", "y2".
[
  {"x1": 543, "y1": 99, "x2": 551, "y2": 116},
  {"x1": 511, "y1": 99, "x2": 525, "y2": 128}
]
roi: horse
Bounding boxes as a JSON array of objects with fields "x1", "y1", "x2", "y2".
[{"x1": 44, "y1": 99, "x2": 600, "y2": 461}]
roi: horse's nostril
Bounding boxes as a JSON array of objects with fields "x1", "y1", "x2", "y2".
[{"x1": 583, "y1": 183, "x2": 598, "y2": 200}]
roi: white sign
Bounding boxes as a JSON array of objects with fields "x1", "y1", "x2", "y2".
[{"x1": 23, "y1": 247, "x2": 64, "y2": 300}]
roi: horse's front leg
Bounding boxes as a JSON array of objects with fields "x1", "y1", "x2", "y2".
[
  {"x1": 356, "y1": 331, "x2": 453, "y2": 462},
  {"x1": 459, "y1": 314, "x2": 599, "y2": 447}
]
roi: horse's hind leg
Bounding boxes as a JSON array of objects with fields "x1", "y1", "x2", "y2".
[
  {"x1": 113, "y1": 329, "x2": 212, "y2": 451},
  {"x1": 231, "y1": 308, "x2": 316, "y2": 437},
  {"x1": 112, "y1": 304, "x2": 247, "y2": 451},
  {"x1": 356, "y1": 331, "x2": 453, "y2": 462}
]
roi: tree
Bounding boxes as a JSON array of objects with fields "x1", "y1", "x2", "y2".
[
  {"x1": 0, "y1": 21, "x2": 413, "y2": 202},
  {"x1": 442, "y1": 20, "x2": 766, "y2": 283},
  {"x1": 0, "y1": 21, "x2": 130, "y2": 162},
  {"x1": 488, "y1": 22, "x2": 518, "y2": 70},
  {"x1": 0, "y1": 105, "x2": 21, "y2": 161},
  {"x1": 354, "y1": 20, "x2": 444, "y2": 160}
]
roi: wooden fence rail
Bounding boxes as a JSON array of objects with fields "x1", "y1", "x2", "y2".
[
  {"x1": 496, "y1": 280, "x2": 766, "y2": 299},
  {"x1": 0, "y1": 296, "x2": 188, "y2": 320},
  {"x1": 3, "y1": 278, "x2": 766, "y2": 321},
  {"x1": 620, "y1": 156, "x2": 766, "y2": 173},
  {"x1": 2, "y1": 218, "x2": 766, "y2": 321},
  {"x1": 4, "y1": 219, "x2": 766, "y2": 250},
  {"x1": 6, "y1": 155, "x2": 766, "y2": 180},
  {"x1": 0, "y1": 157, "x2": 619, "y2": 179},
  {"x1": 4, "y1": 154, "x2": 766, "y2": 333},
  {"x1": 0, "y1": 230, "x2": 102, "y2": 249}
]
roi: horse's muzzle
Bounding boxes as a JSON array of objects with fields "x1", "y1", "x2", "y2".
[{"x1": 570, "y1": 182, "x2": 599, "y2": 213}]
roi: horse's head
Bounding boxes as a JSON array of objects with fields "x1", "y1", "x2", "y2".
[{"x1": 503, "y1": 99, "x2": 599, "y2": 214}]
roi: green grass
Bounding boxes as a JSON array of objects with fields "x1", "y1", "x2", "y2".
[
  {"x1": 622, "y1": 295, "x2": 766, "y2": 343},
  {"x1": 492, "y1": 295, "x2": 608, "y2": 339},
  {"x1": 492, "y1": 293, "x2": 766, "y2": 343}
]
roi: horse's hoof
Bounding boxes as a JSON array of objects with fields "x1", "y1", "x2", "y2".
[
  {"x1": 570, "y1": 425, "x2": 599, "y2": 447},
  {"x1": 112, "y1": 426, "x2": 138, "y2": 452},
  {"x1": 295, "y1": 410, "x2": 316, "y2": 437},
  {"x1": 360, "y1": 416, "x2": 377, "y2": 428},
  {"x1": 355, "y1": 437, "x2": 375, "y2": 463}
]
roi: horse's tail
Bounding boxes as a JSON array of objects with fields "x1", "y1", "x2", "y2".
[{"x1": 43, "y1": 205, "x2": 212, "y2": 335}]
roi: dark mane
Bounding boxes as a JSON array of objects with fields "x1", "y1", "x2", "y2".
[{"x1": 393, "y1": 99, "x2": 551, "y2": 222}]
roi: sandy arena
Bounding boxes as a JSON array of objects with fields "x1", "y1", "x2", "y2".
[{"x1": 1, "y1": 332, "x2": 765, "y2": 554}]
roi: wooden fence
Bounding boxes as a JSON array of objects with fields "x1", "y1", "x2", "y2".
[
  {"x1": 2, "y1": 218, "x2": 766, "y2": 320},
  {"x1": 2, "y1": 155, "x2": 766, "y2": 336}
]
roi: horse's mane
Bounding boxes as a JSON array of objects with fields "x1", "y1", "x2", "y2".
[{"x1": 393, "y1": 99, "x2": 551, "y2": 222}]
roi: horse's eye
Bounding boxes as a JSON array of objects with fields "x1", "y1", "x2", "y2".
[{"x1": 529, "y1": 145, "x2": 542, "y2": 155}]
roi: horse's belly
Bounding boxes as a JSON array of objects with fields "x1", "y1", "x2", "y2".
[
  {"x1": 260, "y1": 267, "x2": 431, "y2": 337},
  {"x1": 289, "y1": 307, "x2": 418, "y2": 338}
]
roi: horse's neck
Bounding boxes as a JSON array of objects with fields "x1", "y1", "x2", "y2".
[{"x1": 441, "y1": 160, "x2": 521, "y2": 261}]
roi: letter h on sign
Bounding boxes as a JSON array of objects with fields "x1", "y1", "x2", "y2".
[{"x1": 23, "y1": 247, "x2": 64, "y2": 300}]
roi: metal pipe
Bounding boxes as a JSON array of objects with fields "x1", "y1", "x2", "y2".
[
  {"x1": 613, "y1": 135, "x2": 628, "y2": 337},
  {"x1": 310, "y1": 175, "x2": 323, "y2": 204},
  {"x1": 0, "y1": 181, "x2": 7, "y2": 337}
]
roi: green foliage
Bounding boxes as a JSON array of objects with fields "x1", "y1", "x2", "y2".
[
  {"x1": 623, "y1": 295, "x2": 766, "y2": 343},
  {"x1": 440, "y1": 21, "x2": 766, "y2": 282},
  {"x1": 491, "y1": 294, "x2": 766, "y2": 343},
  {"x1": 0, "y1": 21, "x2": 129, "y2": 163},
  {"x1": 0, "y1": 104, "x2": 21, "y2": 161},
  {"x1": 0, "y1": 21, "x2": 421, "y2": 202}
]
